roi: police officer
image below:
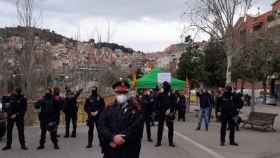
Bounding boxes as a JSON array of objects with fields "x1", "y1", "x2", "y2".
[
  {"x1": 98, "y1": 80, "x2": 144, "y2": 158},
  {"x1": 140, "y1": 89, "x2": 153, "y2": 142},
  {"x1": 2, "y1": 88, "x2": 28, "y2": 151},
  {"x1": 214, "y1": 90, "x2": 224, "y2": 122},
  {"x1": 63, "y1": 88, "x2": 82, "y2": 138},
  {"x1": 220, "y1": 86, "x2": 239, "y2": 146},
  {"x1": 84, "y1": 86, "x2": 105, "y2": 148},
  {"x1": 177, "y1": 94, "x2": 187, "y2": 122},
  {"x1": 155, "y1": 82, "x2": 176, "y2": 147},
  {"x1": 35, "y1": 88, "x2": 60, "y2": 150}
]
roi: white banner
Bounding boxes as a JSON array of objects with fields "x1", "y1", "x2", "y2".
[{"x1": 158, "y1": 73, "x2": 171, "y2": 83}]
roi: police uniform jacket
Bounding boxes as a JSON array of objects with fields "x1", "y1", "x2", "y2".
[
  {"x1": 84, "y1": 95, "x2": 105, "y2": 120},
  {"x1": 5, "y1": 94, "x2": 27, "y2": 119},
  {"x1": 98, "y1": 101, "x2": 144, "y2": 158}
]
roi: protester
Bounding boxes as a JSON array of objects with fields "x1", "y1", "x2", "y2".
[
  {"x1": 220, "y1": 86, "x2": 239, "y2": 146},
  {"x1": 151, "y1": 87, "x2": 160, "y2": 125},
  {"x1": 177, "y1": 94, "x2": 187, "y2": 122},
  {"x1": 53, "y1": 87, "x2": 64, "y2": 137},
  {"x1": 84, "y1": 86, "x2": 105, "y2": 148},
  {"x1": 196, "y1": 89, "x2": 212, "y2": 131},
  {"x1": 232, "y1": 89, "x2": 244, "y2": 131},
  {"x1": 63, "y1": 88, "x2": 83, "y2": 138},
  {"x1": 140, "y1": 89, "x2": 153, "y2": 142},
  {"x1": 2, "y1": 88, "x2": 28, "y2": 151},
  {"x1": 214, "y1": 89, "x2": 224, "y2": 122},
  {"x1": 35, "y1": 88, "x2": 60, "y2": 150},
  {"x1": 98, "y1": 80, "x2": 144, "y2": 158},
  {"x1": 155, "y1": 82, "x2": 176, "y2": 147},
  {"x1": 244, "y1": 95, "x2": 251, "y2": 106},
  {"x1": 208, "y1": 91, "x2": 215, "y2": 122}
]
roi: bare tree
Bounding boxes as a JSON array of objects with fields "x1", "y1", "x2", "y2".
[
  {"x1": 184, "y1": 0, "x2": 252, "y2": 85},
  {"x1": 16, "y1": 0, "x2": 37, "y2": 97},
  {"x1": 94, "y1": 19, "x2": 115, "y2": 43},
  {"x1": 16, "y1": 0, "x2": 51, "y2": 97},
  {"x1": 105, "y1": 19, "x2": 115, "y2": 43},
  {"x1": 0, "y1": 38, "x2": 9, "y2": 94},
  {"x1": 233, "y1": 31, "x2": 280, "y2": 111}
]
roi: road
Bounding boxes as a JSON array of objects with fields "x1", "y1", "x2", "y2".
[
  {"x1": 0, "y1": 125, "x2": 218, "y2": 158},
  {"x1": 1, "y1": 106, "x2": 280, "y2": 158}
]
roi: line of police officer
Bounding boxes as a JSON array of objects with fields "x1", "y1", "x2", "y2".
[{"x1": 1, "y1": 81, "x2": 182, "y2": 158}]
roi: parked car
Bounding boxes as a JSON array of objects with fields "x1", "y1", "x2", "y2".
[
  {"x1": 0, "y1": 100, "x2": 7, "y2": 139},
  {"x1": 256, "y1": 95, "x2": 277, "y2": 106},
  {"x1": 266, "y1": 95, "x2": 277, "y2": 106}
]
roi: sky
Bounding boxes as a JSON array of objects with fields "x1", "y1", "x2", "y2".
[{"x1": 0, "y1": 0, "x2": 274, "y2": 52}]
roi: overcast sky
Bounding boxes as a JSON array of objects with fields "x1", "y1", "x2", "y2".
[{"x1": 0, "y1": 0, "x2": 273, "y2": 52}]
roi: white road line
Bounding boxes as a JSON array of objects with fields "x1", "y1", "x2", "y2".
[{"x1": 174, "y1": 131, "x2": 226, "y2": 158}]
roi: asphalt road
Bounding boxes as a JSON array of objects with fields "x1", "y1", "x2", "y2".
[
  {"x1": 0, "y1": 123, "x2": 223, "y2": 158},
  {"x1": 1, "y1": 107, "x2": 280, "y2": 158}
]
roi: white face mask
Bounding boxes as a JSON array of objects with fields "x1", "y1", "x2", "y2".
[{"x1": 116, "y1": 94, "x2": 128, "y2": 104}]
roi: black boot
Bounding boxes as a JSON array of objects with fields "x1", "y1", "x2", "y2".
[
  {"x1": 230, "y1": 142, "x2": 239, "y2": 146},
  {"x1": 21, "y1": 145, "x2": 28, "y2": 150},
  {"x1": 169, "y1": 143, "x2": 176, "y2": 147},
  {"x1": 37, "y1": 145, "x2": 45, "y2": 150},
  {"x1": 86, "y1": 144, "x2": 92, "y2": 148},
  {"x1": 71, "y1": 131, "x2": 76, "y2": 138},
  {"x1": 155, "y1": 143, "x2": 161, "y2": 147},
  {"x1": 64, "y1": 129, "x2": 69, "y2": 138},
  {"x1": 54, "y1": 144, "x2": 60, "y2": 150},
  {"x1": 2, "y1": 145, "x2": 11, "y2": 151}
]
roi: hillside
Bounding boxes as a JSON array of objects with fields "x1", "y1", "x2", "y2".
[{"x1": 0, "y1": 26, "x2": 138, "y2": 54}]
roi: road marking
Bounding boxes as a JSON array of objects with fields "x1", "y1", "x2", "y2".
[{"x1": 174, "y1": 131, "x2": 226, "y2": 158}]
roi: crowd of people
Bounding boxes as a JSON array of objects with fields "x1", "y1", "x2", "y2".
[{"x1": 0, "y1": 79, "x2": 245, "y2": 158}]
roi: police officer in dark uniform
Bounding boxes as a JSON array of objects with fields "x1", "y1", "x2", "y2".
[
  {"x1": 35, "y1": 88, "x2": 60, "y2": 150},
  {"x1": 220, "y1": 86, "x2": 239, "y2": 146},
  {"x1": 155, "y1": 82, "x2": 176, "y2": 147},
  {"x1": 98, "y1": 80, "x2": 144, "y2": 158},
  {"x1": 63, "y1": 88, "x2": 82, "y2": 138},
  {"x1": 2, "y1": 88, "x2": 28, "y2": 151},
  {"x1": 140, "y1": 89, "x2": 153, "y2": 142},
  {"x1": 84, "y1": 86, "x2": 105, "y2": 148}
]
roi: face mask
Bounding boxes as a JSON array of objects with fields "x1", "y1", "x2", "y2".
[
  {"x1": 116, "y1": 94, "x2": 128, "y2": 104},
  {"x1": 92, "y1": 90, "x2": 97, "y2": 96},
  {"x1": 163, "y1": 86, "x2": 170, "y2": 92}
]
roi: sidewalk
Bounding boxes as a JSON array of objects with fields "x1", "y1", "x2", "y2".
[{"x1": 177, "y1": 104, "x2": 280, "y2": 158}]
